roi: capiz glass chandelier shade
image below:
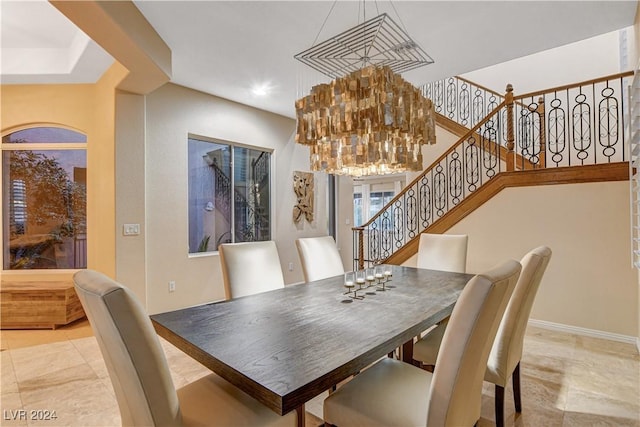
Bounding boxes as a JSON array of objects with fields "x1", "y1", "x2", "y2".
[
  {"x1": 295, "y1": 65, "x2": 436, "y2": 177},
  {"x1": 294, "y1": 12, "x2": 436, "y2": 177}
]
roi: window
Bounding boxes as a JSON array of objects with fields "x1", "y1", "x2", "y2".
[
  {"x1": 188, "y1": 135, "x2": 271, "y2": 254},
  {"x1": 353, "y1": 179, "x2": 403, "y2": 226},
  {"x1": 2, "y1": 127, "x2": 87, "y2": 270}
]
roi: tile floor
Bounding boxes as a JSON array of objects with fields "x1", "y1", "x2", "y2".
[{"x1": 1, "y1": 320, "x2": 638, "y2": 426}]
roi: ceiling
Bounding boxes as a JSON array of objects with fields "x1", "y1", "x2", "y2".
[{"x1": 1, "y1": 1, "x2": 637, "y2": 119}]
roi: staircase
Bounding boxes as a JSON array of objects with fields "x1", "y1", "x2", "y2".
[
  {"x1": 353, "y1": 71, "x2": 633, "y2": 269},
  {"x1": 210, "y1": 155, "x2": 270, "y2": 244}
]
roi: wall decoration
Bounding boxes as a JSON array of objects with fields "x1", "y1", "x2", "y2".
[{"x1": 293, "y1": 171, "x2": 314, "y2": 223}]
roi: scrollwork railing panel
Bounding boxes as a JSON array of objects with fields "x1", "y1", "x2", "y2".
[{"x1": 354, "y1": 72, "x2": 631, "y2": 269}]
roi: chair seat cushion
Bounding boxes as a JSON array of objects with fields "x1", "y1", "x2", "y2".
[
  {"x1": 324, "y1": 358, "x2": 432, "y2": 426},
  {"x1": 413, "y1": 322, "x2": 446, "y2": 365},
  {"x1": 178, "y1": 373, "x2": 296, "y2": 427}
]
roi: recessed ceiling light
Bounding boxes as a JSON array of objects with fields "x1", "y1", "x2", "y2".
[{"x1": 251, "y1": 83, "x2": 271, "y2": 96}]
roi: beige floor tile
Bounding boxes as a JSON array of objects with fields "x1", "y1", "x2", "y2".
[
  {"x1": 523, "y1": 327, "x2": 577, "y2": 361},
  {"x1": 576, "y1": 335, "x2": 640, "y2": 359},
  {"x1": 20, "y1": 377, "x2": 119, "y2": 427},
  {"x1": 0, "y1": 322, "x2": 638, "y2": 427},
  {"x1": 10, "y1": 342, "x2": 86, "y2": 384},
  {"x1": 70, "y1": 337, "x2": 110, "y2": 379},
  {"x1": 0, "y1": 392, "x2": 27, "y2": 427},
  {"x1": 521, "y1": 353, "x2": 574, "y2": 384},
  {"x1": 564, "y1": 387, "x2": 640, "y2": 424},
  {"x1": 1, "y1": 351, "x2": 19, "y2": 394},
  {"x1": 567, "y1": 339, "x2": 639, "y2": 409},
  {"x1": 563, "y1": 410, "x2": 640, "y2": 427},
  {"x1": 479, "y1": 395, "x2": 566, "y2": 427}
]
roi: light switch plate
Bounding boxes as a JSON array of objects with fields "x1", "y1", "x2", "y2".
[{"x1": 123, "y1": 223, "x2": 140, "y2": 236}]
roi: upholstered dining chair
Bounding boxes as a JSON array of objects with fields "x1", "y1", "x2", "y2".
[
  {"x1": 296, "y1": 236, "x2": 345, "y2": 282},
  {"x1": 413, "y1": 246, "x2": 552, "y2": 427},
  {"x1": 73, "y1": 270, "x2": 296, "y2": 427},
  {"x1": 323, "y1": 259, "x2": 521, "y2": 427},
  {"x1": 417, "y1": 233, "x2": 469, "y2": 273},
  {"x1": 415, "y1": 233, "x2": 469, "y2": 346},
  {"x1": 219, "y1": 240, "x2": 285, "y2": 299}
]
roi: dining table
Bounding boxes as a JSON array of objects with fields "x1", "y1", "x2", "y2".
[{"x1": 151, "y1": 264, "x2": 473, "y2": 426}]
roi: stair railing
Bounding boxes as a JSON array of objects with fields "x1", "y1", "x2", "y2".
[
  {"x1": 209, "y1": 162, "x2": 270, "y2": 243},
  {"x1": 423, "y1": 75, "x2": 504, "y2": 129},
  {"x1": 354, "y1": 71, "x2": 632, "y2": 269}
]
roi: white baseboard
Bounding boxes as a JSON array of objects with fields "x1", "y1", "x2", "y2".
[{"x1": 528, "y1": 319, "x2": 639, "y2": 351}]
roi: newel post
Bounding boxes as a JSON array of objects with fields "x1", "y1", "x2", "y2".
[
  {"x1": 505, "y1": 84, "x2": 515, "y2": 171},
  {"x1": 358, "y1": 228, "x2": 365, "y2": 270},
  {"x1": 355, "y1": 227, "x2": 365, "y2": 270}
]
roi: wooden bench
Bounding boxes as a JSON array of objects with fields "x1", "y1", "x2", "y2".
[{"x1": 1, "y1": 280, "x2": 85, "y2": 329}]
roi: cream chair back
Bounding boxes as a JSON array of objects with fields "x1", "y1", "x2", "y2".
[
  {"x1": 296, "y1": 236, "x2": 345, "y2": 282},
  {"x1": 428, "y1": 259, "x2": 520, "y2": 427},
  {"x1": 485, "y1": 246, "x2": 552, "y2": 386},
  {"x1": 73, "y1": 270, "x2": 182, "y2": 427},
  {"x1": 219, "y1": 240, "x2": 285, "y2": 299},
  {"x1": 417, "y1": 233, "x2": 468, "y2": 273}
]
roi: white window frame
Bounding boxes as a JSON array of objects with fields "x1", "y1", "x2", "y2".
[
  {"x1": 187, "y1": 134, "x2": 274, "y2": 256},
  {"x1": 1, "y1": 125, "x2": 88, "y2": 274}
]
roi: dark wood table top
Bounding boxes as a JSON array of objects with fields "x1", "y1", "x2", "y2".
[{"x1": 151, "y1": 265, "x2": 473, "y2": 416}]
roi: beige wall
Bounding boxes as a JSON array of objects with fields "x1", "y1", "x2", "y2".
[
  {"x1": 1, "y1": 63, "x2": 126, "y2": 281},
  {"x1": 142, "y1": 83, "x2": 328, "y2": 314},
  {"x1": 438, "y1": 181, "x2": 637, "y2": 337},
  {"x1": 462, "y1": 29, "x2": 627, "y2": 95},
  {"x1": 115, "y1": 92, "x2": 147, "y2": 303}
]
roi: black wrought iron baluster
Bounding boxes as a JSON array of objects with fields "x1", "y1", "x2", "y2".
[
  {"x1": 369, "y1": 220, "x2": 379, "y2": 268},
  {"x1": 449, "y1": 150, "x2": 463, "y2": 205},
  {"x1": 598, "y1": 83, "x2": 619, "y2": 163},
  {"x1": 547, "y1": 93, "x2": 566, "y2": 167},
  {"x1": 517, "y1": 98, "x2": 541, "y2": 169},
  {"x1": 482, "y1": 114, "x2": 500, "y2": 178},
  {"x1": 529, "y1": 99, "x2": 542, "y2": 168},
  {"x1": 419, "y1": 175, "x2": 431, "y2": 230},
  {"x1": 392, "y1": 198, "x2": 404, "y2": 251},
  {"x1": 459, "y1": 81, "x2": 470, "y2": 127},
  {"x1": 433, "y1": 80, "x2": 444, "y2": 114},
  {"x1": 380, "y1": 208, "x2": 392, "y2": 260},
  {"x1": 572, "y1": 89, "x2": 592, "y2": 165},
  {"x1": 472, "y1": 87, "x2": 485, "y2": 127},
  {"x1": 406, "y1": 185, "x2": 418, "y2": 240},
  {"x1": 446, "y1": 77, "x2": 457, "y2": 121},
  {"x1": 465, "y1": 135, "x2": 480, "y2": 193},
  {"x1": 433, "y1": 161, "x2": 447, "y2": 218}
]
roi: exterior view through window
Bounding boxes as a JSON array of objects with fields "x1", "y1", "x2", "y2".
[
  {"x1": 353, "y1": 179, "x2": 403, "y2": 226},
  {"x1": 188, "y1": 136, "x2": 271, "y2": 253},
  {"x1": 2, "y1": 127, "x2": 87, "y2": 270}
]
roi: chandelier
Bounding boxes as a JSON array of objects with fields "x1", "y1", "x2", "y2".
[{"x1": 294, "y1": 12, "x2": 436, "y2": 177}]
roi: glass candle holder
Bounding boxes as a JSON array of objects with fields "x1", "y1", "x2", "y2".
[
  {"x1": 375, "y1": 265, "x2": 385, "y2": 283},
  {"x1": 355, "y1": 270, "x2": 366, "y2": 289},
  {"x1": 365, "y1": 267, "x2": 376, "y2": 287}
]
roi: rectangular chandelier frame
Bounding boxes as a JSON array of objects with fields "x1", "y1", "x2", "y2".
[{"x1": 294, "y1": 13, "x2": 434, "y2": 79}]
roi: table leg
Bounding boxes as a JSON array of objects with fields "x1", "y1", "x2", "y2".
[
  {"x1": 401, "y1": 340, "x2": 414, "y2": 364},
  {"x1": 295, "y1": 404, "x2": 306, "y2": 427}
]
